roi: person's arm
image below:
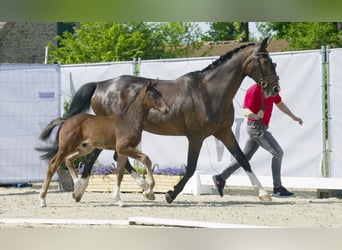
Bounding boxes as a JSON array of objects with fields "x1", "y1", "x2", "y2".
[
  {"x1": 244, "y1": 108, "x2": 264, "y2": 120},
  {"x1": 276, "y1": 101, "x2": 303, "y2": 125}
]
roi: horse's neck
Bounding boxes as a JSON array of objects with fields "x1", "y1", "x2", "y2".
[
  {"x1": 198, "y1": 49, "x2": 253, "y2": 118},
  {"x1": 207, "y1": 52, "x2": 250, "y2": 92}
]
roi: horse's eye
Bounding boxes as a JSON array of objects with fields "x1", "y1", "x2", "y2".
[{"x1": 150, "y1": 92, "x2": 158, "y2": 99}]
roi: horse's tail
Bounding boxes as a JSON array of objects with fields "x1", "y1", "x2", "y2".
[
  {"x1": 64, "y1": 82, "x2": 97, "y2": 119},
  {"x1": 36, "y1": 117, "x2": 66, "y2": 161}
]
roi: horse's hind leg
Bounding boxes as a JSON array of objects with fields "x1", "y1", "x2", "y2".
[
  {"x1": 215, "y1": 129, "x2": 271, "y2": 201},
  {"x1": 40, "y1": 154, "x2": 64, "y2": 207}
]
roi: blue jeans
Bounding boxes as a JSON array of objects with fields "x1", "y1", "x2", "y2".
[{"x1": 220, "y1": 123, "x2": 284, "y2": 188}]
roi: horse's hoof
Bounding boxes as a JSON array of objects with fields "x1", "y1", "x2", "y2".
[
  {"x1": 258, "y1": 194, "x2": 272, "y2": 202},
  {"x1": 118, "y1": 200, "x2": 125, "y2": 207},
  {"x1": 165, "y1": 191, "x2": 174, "y2": 204}
]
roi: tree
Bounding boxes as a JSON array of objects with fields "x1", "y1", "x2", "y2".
[
  {"x1": 48, "y1": 22, "x2": 204, "y2": 64},
  {"x1": 205, "y1": 22, "x2": 236, "y2": 41},
  {"x1": 204, "y1": 22, "x2": 250, "y2": 42},
  {"x1": 257, "y1": 22, "x2": 291, "y2": 39},
  {"x1": 257, "y1": 22, "x2": 342, "y2": 50},
  {"x1": 153, "y1": 22, "x2": 203, "y2": 58}
]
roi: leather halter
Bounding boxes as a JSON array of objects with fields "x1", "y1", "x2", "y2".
[{"x1": 255, "y1": 52, "x2": 279, "y2": 89}]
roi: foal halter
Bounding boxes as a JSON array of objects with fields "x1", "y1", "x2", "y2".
[{"x1": 255, "y1": 52, "x2": 279, "y2": 89}]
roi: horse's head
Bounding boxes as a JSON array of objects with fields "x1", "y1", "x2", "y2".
[
  {"x1": 244, "y1": 37, "x2": 280, "y2": 96},
  {"x1": 144, "y1": 79, "x2": 170, "y2": 114}
]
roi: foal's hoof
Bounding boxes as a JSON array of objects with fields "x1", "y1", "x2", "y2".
[
  {"x1": 72, "y1": 192, "x2": 82, "y2": 202},
  {"x1": 258, "y1": 194, "x2": 272, "y2": 202},
  {"x1": 144, "y1": 192, "x2": 156, "y2": 201},
  {"x1": 117, "y1": 200, "x2": 125, "y2": 207},
  {"x1": 39, "y1": 198, "x2": 47, "y2": 207},
  {"x1": 165, "y1": 191, "x2": 174, "y2": 204}
]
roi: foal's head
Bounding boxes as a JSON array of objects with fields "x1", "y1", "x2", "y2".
[
  {"x1": 244, "y1": 37, "x2": 280, "y2": 96},
  {"x1": 143, "y1": 79, "x2": 170, "y2": 114}
]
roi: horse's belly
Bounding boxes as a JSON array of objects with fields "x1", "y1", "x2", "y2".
[{"x1": 144, "y1": 120, "x2": 186, "y2": 136}]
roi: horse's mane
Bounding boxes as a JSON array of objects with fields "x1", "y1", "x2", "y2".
[{"x1": 197, "y1": 42, "x2": 256, "y2": 74}]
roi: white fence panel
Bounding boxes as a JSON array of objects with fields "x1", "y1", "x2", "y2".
[
  {"x1": 329, "y1": 48, "x2": 342, "y2": 177},
  {"x1": 0, "y1": 64, "x2": 60, "y2": 183},
  {"x1": 139, "y1": 57, "x2": 216, "y2": 80}
]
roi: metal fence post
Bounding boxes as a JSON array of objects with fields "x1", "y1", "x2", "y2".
[
  {"x1": 325, "y1": 45, "x2": 332, "y2": 177},
  {"x1": 321, "y1": 45, "x2": 332, "y2": 177}
]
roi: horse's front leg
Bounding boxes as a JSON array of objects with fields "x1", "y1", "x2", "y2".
[
  {"x1": 113, "y1": 154, "x2": 127, "y2": 207},
  {"x1": 165, "y1": 138, "x2": 203, "y2": 204},
  {"x1": 215, "y1": 129, "x2": 271, "y2": 201},
  {"x1": 73, "y1": 148, "x2": 102, "y2": 202}
]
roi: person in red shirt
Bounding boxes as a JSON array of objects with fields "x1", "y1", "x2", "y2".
[{"x1": 213, "y1": 83, "x2": 303, "y2": 197}]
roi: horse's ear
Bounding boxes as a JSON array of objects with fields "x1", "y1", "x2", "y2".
[
  {"x1": 257, "y1": 37, "x2": 269, "y2": 52},
  {"x1": 146, "y1": 79, "x2": 152, "y2": 89},
  {"x1": 152, "y1": 78, "x2": 158, "y2": 88}
]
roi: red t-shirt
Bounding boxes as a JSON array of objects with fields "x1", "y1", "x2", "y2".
[{"x1": 243, "y1": 84, "x2": 282, "y2": 126}]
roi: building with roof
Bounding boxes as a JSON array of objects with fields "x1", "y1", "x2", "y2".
[{"x1": 0, "y1": 22, "x2": 74, "y2": 63}]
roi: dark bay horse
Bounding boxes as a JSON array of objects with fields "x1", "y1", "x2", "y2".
[
  {"x1": 36, "y1": 80, "x2": 169, "y2": 207},
  {"x1": 50, "y1": 37, "x2": 280, "y2": 204}
]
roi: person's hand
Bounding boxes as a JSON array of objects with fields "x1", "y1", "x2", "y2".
[
  {"x1": 294, "y1": 116, "x2": 303, "y2": 125},
  {"x1": 257, "y1": 110, "x2": 264, "y2": 119}
]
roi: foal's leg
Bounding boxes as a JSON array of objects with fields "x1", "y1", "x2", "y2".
[
  {"x1": 65, "y1": 152, "x2": 90, "y2": 202},
  {"x1": 117, "y1": 147, "x2": 155, "y2": 201},
  {"x1": 73, "y1": 149, "x2": 102, "y2": 202},
  {"x1": 114, "y1": 151, "x2": 148, "y2": 191},
  {"x1": 65, "y1": 155, "x2": 80, "y2": 180},
  {"x1": 214, "y1": 129, "x2": 271, "y2": 201},
  {"x1": 113, "y1": 154, "x2": 127, "y2": 207},
  {"x1": 40, "y1": 154, "x2": 64, "y2": 207}
]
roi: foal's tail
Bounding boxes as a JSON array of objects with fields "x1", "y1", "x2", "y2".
[
  {"x1": 64, "y1": 81, "x2": 97, "y2": 119},
  {"x1": 36, "y1": 82, "x2": 97, "y2": 161},
  {"x1": 35, "y1": 141, "x2": 59, "y2": 161},
  {"x1": 38, "y1": 82, "x2": 97, "y2": 142},
  {"x1": 35, "y1": 118, "x2": 65, "y2": 161},
  {"x1": 39, "y1": 117, "x2": 65, "y2": 141}
]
